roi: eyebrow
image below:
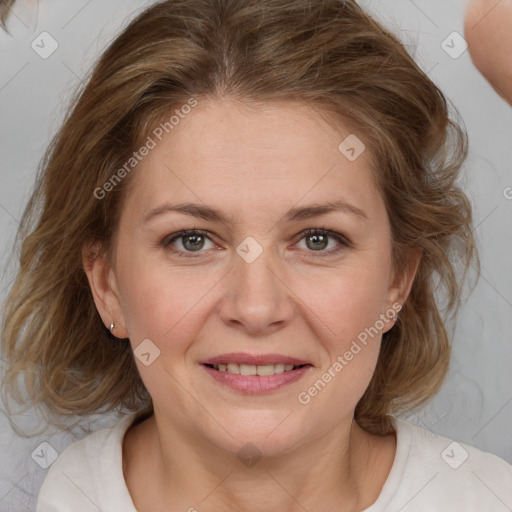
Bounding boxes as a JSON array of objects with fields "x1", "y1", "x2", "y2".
[{"x1": 143, "y1": 199, "x2": 368, "y2": 225}]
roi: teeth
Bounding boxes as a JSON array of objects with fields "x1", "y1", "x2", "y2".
[
  {"x1": 240, "y1": 364, "x2": 257, "y2": 376},
  {"x1": 274, "y1": 364, "x2": 285, "y2": 374},
  {"x1": 257, "y1": 365, "x2": 276, "y2": 376},
  {"x1": 212, "y1": 363, "x2": 301, "y2": 375},
  {"x1": 227, "y1": 363, "x2": 239, "y2": 373}
]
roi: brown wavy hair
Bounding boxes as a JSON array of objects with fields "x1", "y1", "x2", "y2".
[
  {"x1": 0, "y1": 0, "x2": 15, "y2": 30},
  {"x1": 1, "y1": 0, "x2": 478, "y2": 436}
]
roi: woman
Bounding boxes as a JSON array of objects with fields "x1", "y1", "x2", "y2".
[{"x1": 1, "y1": 0, "x2": 511, "y2": 511}]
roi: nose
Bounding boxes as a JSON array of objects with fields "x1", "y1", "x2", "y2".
[{"x1": 217, "y1": 239, "x2": 296, "y2": 337}]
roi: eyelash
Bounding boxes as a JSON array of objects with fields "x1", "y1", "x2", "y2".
[{"x1": 161, "y1": 227, "x2": 352, "y2": 260}]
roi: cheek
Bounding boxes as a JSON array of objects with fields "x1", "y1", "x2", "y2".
[
  {"x1": 296, "y1": 259, "x2": 391, "y2": 345},
  {"x1": 115, "y1": 227, "x2": 392, "y2": 362},
  {"x1": 293, "y1": 267, "x2": 389, "y2": 417},
  {"x1": 115, "y1": 250, "x2": 218, "y2": 350}
]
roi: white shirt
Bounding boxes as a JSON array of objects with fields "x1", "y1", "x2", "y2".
[{"x1": 36, "y1": 411, "x2": 512, "y2": 511}]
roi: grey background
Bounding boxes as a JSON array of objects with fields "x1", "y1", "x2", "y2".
[{"x1": 1, "y1": 0, "x2": 511, "y2": 509}]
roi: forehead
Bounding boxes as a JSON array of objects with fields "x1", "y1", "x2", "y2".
[{"x1": 123, "y1": 97, "x2": 385, "y2": 225}]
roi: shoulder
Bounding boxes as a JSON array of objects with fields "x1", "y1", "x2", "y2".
[
  {"x1": 386, "y1": 417, "x2": 512, "y2": 511},
  {"x1": 35, "y1": 412, "x2": 140, "y2": 512}
]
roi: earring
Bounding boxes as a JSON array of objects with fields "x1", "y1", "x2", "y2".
[{"x1": 109, "y1": 321, "x2": 115, "y2": 333}]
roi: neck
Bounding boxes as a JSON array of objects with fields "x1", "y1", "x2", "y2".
[{"x1": 126, "y1": 410, "x2": 395, "y2": 512}]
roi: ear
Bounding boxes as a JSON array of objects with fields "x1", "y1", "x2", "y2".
[
  {"x1": 382, "y1": 246, "x2": 423, "y2": 334},
  {"x1": 82, "y1": 241, "x2": 129, "y2": 339}
]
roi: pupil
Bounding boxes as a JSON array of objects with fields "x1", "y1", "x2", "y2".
[
  {"x1": 184, "y1": 235, "x2": 203, "y2": 251},
  {"x1": 308, "y1": 234, "x2": 327, "y2": 250}
]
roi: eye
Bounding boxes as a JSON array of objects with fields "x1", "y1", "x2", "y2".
[
  {"x1": 162, "y1": 228, "x2": 216, "y2": 258},
  {"x1": 293, "y1": 228, "x2": 351, "y2": 258},
  {"x1": 161, "y1": 227, "x2": 351, "y2": 259}
]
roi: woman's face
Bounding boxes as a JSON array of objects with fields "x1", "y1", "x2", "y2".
[{"x1": 96, "y1": 98, "x2": 415, "y2": 455}]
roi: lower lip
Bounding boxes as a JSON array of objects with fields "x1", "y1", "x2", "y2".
[{"x1": 201, "y1": 365, "x2": 312, "y2": 394}]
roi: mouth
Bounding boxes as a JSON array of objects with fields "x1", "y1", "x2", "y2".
[
  {"x1": 200, "y1": 353, "x2": 313, "y2": 394},
  {"x1": 203, "y1": 362, "x2": 310, "y2": 376}
]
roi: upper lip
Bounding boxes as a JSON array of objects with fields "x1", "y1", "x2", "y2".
[{"x1": 201, "y1": 352, "x2": 312, "y2": 366}]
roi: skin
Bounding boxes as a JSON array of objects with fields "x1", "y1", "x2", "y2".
[
  {"x1": 465, "y1": 0, "x2": 512, "y2": 106},
  {"x1": 83, "y1": 97, "x2": 421, "y2": 512}
]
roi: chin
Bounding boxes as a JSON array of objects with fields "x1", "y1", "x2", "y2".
[{"x1": 203, "y1": 408, "x2": 323, "y2": 462}]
